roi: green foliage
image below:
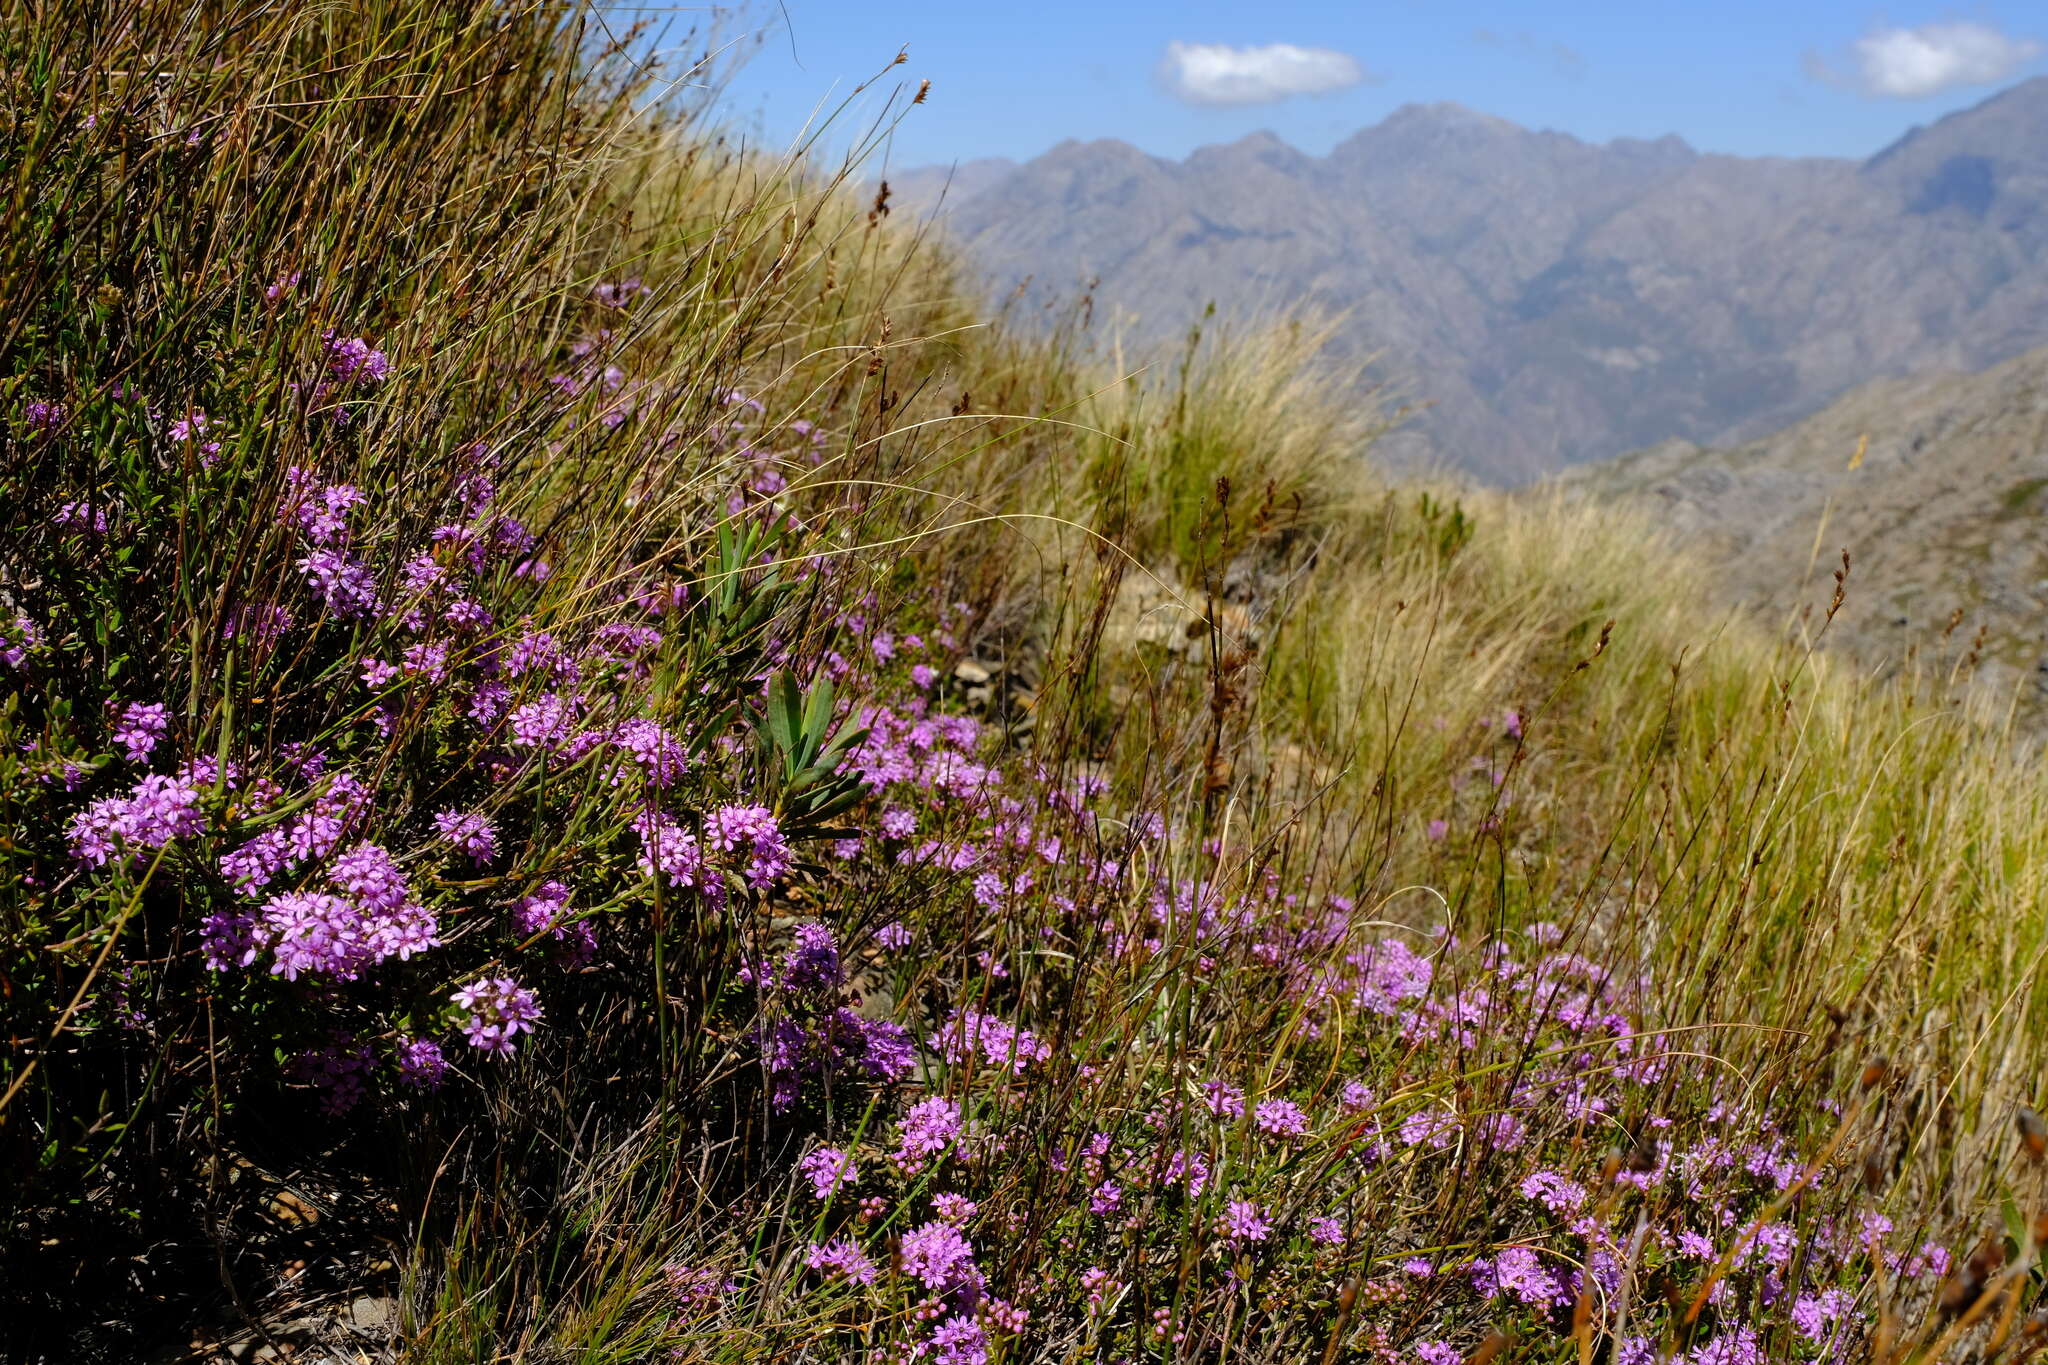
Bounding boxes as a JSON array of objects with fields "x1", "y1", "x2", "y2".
[{"x1": 759, "y1": 671, "x2": 869, "y2": 836}]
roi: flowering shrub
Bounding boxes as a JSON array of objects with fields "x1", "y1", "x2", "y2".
[{"x1": 3, "y1": 3, "x2": 2042, "y2": 1362}]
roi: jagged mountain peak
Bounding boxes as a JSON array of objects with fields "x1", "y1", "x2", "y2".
[
  {"x1": 907, "y1": 78, "x2": 2048, "y2": 482},
  {"x1": 1864, "y1": 74, "x2": 2048, "y2": 171}
]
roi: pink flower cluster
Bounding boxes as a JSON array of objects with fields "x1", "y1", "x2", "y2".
[
  {"x1": 450, "y1": 976, "x2": 542, "y2": 1054},
  {"x1": 203, "y1": 841, "x2": 438, "y2": 979},
  {"x1": 67, "y1": 773, "x2": 206, "y2": 865}
]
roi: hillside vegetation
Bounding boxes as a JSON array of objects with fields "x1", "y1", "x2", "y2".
[
  {"x1": 4, "y1": 5, "x2": 2048, "y2": 1364},
  {"x1": 1570, "y1": 344, "x2": 2048, "y2": 727}
]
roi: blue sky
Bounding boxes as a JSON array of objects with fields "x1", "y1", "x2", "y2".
[{"x1": 674, "y1": 2, "x2": 2048, "y2": 171}]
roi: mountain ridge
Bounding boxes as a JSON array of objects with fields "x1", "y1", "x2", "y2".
[{"x1": 901, "y1": 77, "x2": 2048, "y2": 482}]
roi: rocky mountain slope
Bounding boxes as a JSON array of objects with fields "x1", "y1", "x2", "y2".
[
  {"x1": 905, "y1": 78, "x2": 2048, "y2": 484},
  {"x1": 1568, "y1": 345, "x2": 2048, "y2": 716}
]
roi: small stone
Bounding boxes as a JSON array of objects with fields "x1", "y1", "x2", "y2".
[
  {"x1": 265, "y1": 1188, "x2": 321, "y2": 1224},
  {"x1": 348, "y1": 1295, "x2": 398, "y2": 1336},
  {"x1": 952, "y1": 660, "x2": 992, "y2": 686}
]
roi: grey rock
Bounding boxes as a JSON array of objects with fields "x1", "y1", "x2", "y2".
[{"x1": 347, "y1": 1296, "x2": 398, "y2": 1336}]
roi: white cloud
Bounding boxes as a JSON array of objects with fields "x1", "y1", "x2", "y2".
[
  {"x1": 1824, "y1": 21, "x2": 2043, "y2": 98},
  {"x1": 1159, "y1": 41, "x2": 1370, "y2": 107}
]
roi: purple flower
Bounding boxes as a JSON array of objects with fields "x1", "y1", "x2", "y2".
[
  {"x1": 291, "y1": 480, "x2": 367, "y2": 545},
  {"x1": 401, "y1": 641, "x2": 449, "y2": 683},
  {"x1": 1416, "y1": 1344, "x2": 1461, "y2": 1365},
  {"x1": 631, "y1": 810, "x2": 714, "y2": 894},
  {"x1": 1254, "y1": 1098, "x2": 1309, "y2": 1138},
  {"x1": 1163, "y1": 1149, "x2": 1210, "y2": 1197},
  {"x1": 761, "y1": 1008, "x2": 912, "y2": 1112},
  {"x1": 398, "y1": 552, "x2": 445, "y2": 597},
  {"x1": 1201, "y1": 1079, "x2": 1245, "y2": 1120},
  {"x1": 798, "y1": 1146, "x2": 856, "y2": 1200},
  {"x1": 323, "y1": 331, "x2": 392, "y2": 384},
  {"x1": 593, "y1": 277, "x2": 647, "y2": 307},
  {"x1": 1902, "y1": 1242, "x2": 1951, "y2": 1279},
  {"x1": 1520, "y1": 1169, "x2": 1587, "y2": 1214},
  {"x1": 1307, "y1": 1216, "x2": 1346, "y2": 1246},
  {"x1": 930, "y1": 1315, "x2": 988, "y2": 1365},
  {"x1": 1471, "y1": 1245, "x2": 1569, "y2": 1307},
  {"x1": 802, "y1": 1236, "x2": 877, "y2": 1285},
  {"x1": 282, "y1": 770, "x2": 371, "y2": 863},
  {"x1": 23, "y1": 399, "x2": 66, "y2": 430},
  {"x1": 109, "y1": 701, "x2": 169, "y2": 762},
  {"x1": 514, "y1": 881, "x2": 569, "y2": 935},
  {"x1": 930, "y1": 1008, "x2": 1049, "y2": 1075},
  {"x1": 1687, "y1": 1327, "x2": 1762, "y2": 1365},
  {"x1": 1219, "y1": 1200, "x2": 1271, "y2": 1243},
  {"x1": 508, "y1": 693, "x2": 578, "y2": 751},
  {"x1": 434, "y1": 809, "x2": 497, "y2": 866},
  {"x1": 665, "y1": 1263, "x2": 737, "y2": 1306},
  {"x1": 296, "y1": 548, "x2": 379, "y2": 618},
  {"x1": 166, "y1": 408, "x2": 218, "y2": 448},
  {"x1": 588, "y1": 621, "x2": 663, "y2": 667},
  {"x1": 893, "y1": 1097, "x2": 962, "y2": 1175},
  {"x1": 52, "y1": 500, "x2": 109, "y2": 533},
  {"x1": 513, "y1": 880, "x2": 595, "y2": 956},
  {"x1": 876, "y1": 921, "x2": 912, "y2": 950},
  {"x1": 506, "y1": 629, "x2": 571, "y2": 680},
  {"x1": 933, "y1": 1192, "x2": 978, "y2": 1224},
  {"x1": 328, "y1": 841, "x2": 412, "y2": 911},
  {"x1": 67, "y1": 774, "x2": 206, "y2": 864},
  {"x1": 444, "y1": 598, "x2": 492, "y2": 633},
  {"x1": 706, "y1": 803, "x2": 792, "y2": 889},
  {"x1": 855, "y1": 1015, "x2": 916, "y2": 1081},
  {"x1": 1791, "y1": 1289, "x2": 1858, "y2": 1345},
  {"x1": 610, "y1": 718, "x2": 686, "y2": 786},
  {"x1": 782, "y1": 922, "x2": 844, "y2": 991},
  {"x1": 466, "y1": 680, "x2": 511, "y2": 724},
  {"x1": 258, "y1": 887, "x2": 437, "y2": 980},
  {"x1": 900, "y1": 1220, "x2": 981, "y2": 1298},
  {"x1": 200, "y1": 908, "x2": 260, "y2": 970},
  {"x1": 395, "y1": 1036, "x2": 448, "y2": 1091},
  {"x1": 292, "y1": 1035, "x2": 375, "y2": 1115},
  {"x1": 219, "y1": 829, "x2": 289, "y2": 892},
  {"x1": 1, "y1": 615, "x2": 45, "y2": 668},
  {"x1": 450, "y1": 976, "x2": 542, "y2": 1054}
]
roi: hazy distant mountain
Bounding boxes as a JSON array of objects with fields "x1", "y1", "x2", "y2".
[
  {"x1": 887, "y1": 157, "x2": 1018, "y2": 218},
  {"x1": 906, "y1": 79, "x2": 2048, "y2": 483},
  {"x1": 1571, "y1": 344, "x2": 2048, "y2": 712}
]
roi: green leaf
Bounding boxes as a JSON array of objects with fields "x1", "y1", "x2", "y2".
[
  {"x1": 802, "y1": 782, "x2": 869, "y2": 823},
  {"x1": 766, "y1": 671, "x2": 801, "y2": 760},
  {"x1": 799, "y1": 675, "x2": 834, "y2": 768}
]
